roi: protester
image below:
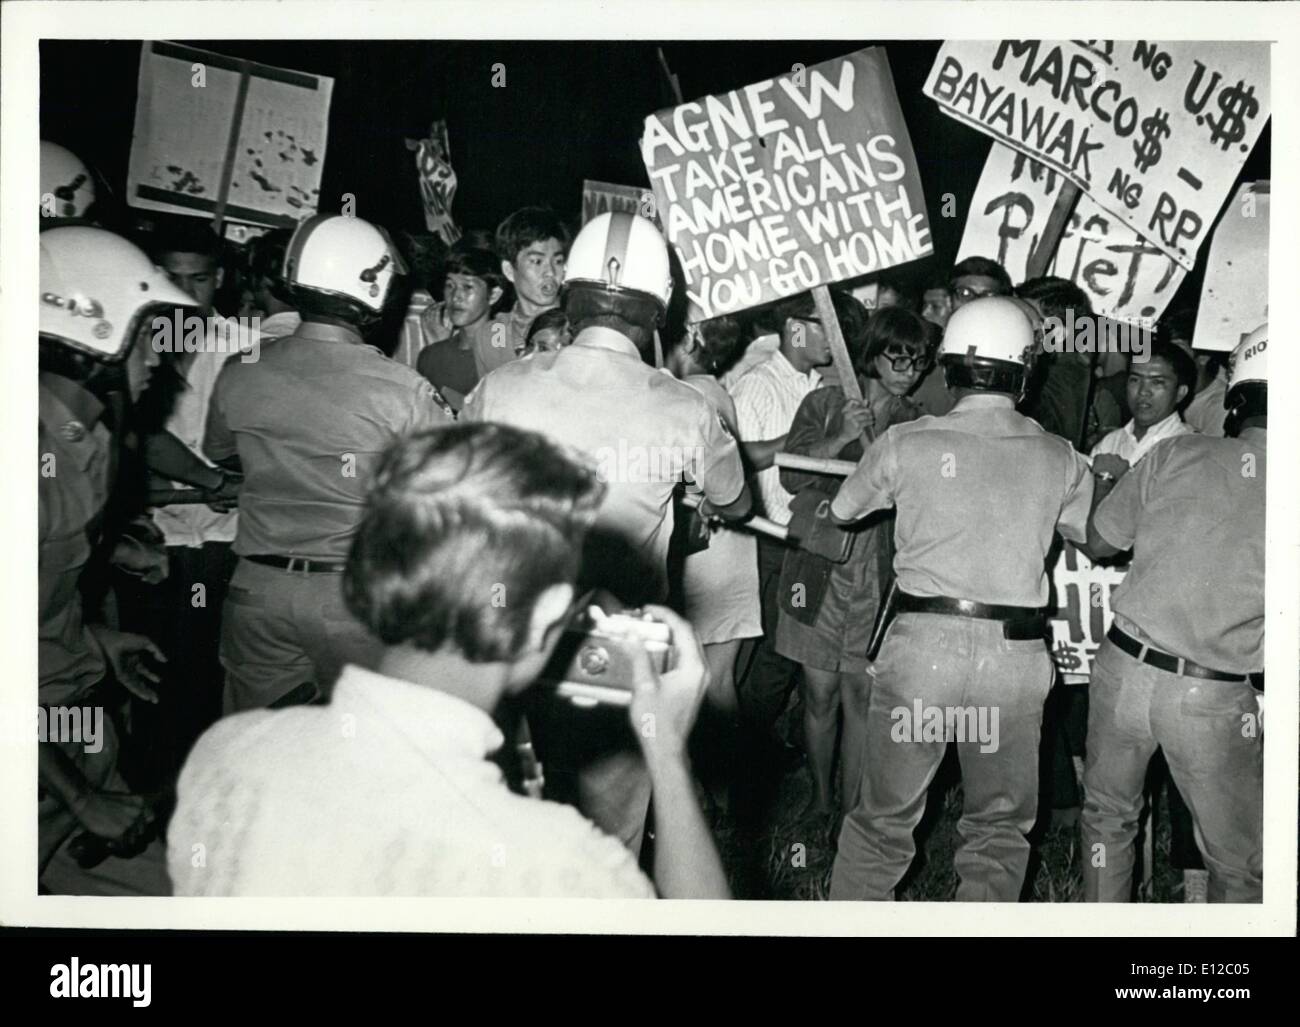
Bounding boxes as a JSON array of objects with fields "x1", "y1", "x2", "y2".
[
  {"x1": 203, "y1": 213, "x2": 452, "y2": 713},
  {"x1": 776, "y1": 306, "x2": 926, "y2": 817},
  {"x1": 120, "y1": 221, "x2": 246, "y2": 776},
  {"x1": 920, "y1": 271, "x2": 954, "y2": 329},
  {"x1": 730, "y1": 289, "x2": 860, "y2": 762},
  {"x1": 668, "y1": 316, "x2": 760, "y2": 717},
  {"x1": 829, "y1": 297, "x2": 1093, "y2": 901},
  {"x1": 519, "y1": 307, "x2": 571, "y2": 356},
  {"x1": 415, "y1": 243, "x2": 508, "y2": 411},
  {"x1": 168, "y1": 423, "x2": 730, "y2": 898},
  {"x1": 38, "y1": 226, "x2": 196, "y2": 894},
  {"x1": 461, "y1": 211, "x2": 750, "y2": 855},
  {"x1": 1090, "y1": 339, "x2": 1195, "y2": 465},
  {"x1": 1016, "y1": 275, "x2": 1122, "y2": 451},
  {"x1": 490, "y1": 206, "x2": 569, "y2": 360},
  {"x1": 1080, "y1": 325, "x2": 1266, "y2": 903},
  {"x1": 1162, "y1": 307, "x2": 1230, "y2": 438}
]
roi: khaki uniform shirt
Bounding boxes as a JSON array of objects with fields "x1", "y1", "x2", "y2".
[{"x1": 831, "y1": 393, "x2": 1094, "y2": 608}]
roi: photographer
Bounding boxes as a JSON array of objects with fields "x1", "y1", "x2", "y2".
[{"x1": 167, "y1": 423, "x2": 729, "y2": 899}]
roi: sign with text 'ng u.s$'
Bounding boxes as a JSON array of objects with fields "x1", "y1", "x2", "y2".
[
  {"x1": 640, "y1": 47, "x2": 932, "y2": 322},
  {"x1": 924, "y1": 40, "x2": 1270, "y2": 272}
]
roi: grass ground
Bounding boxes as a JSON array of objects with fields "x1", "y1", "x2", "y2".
[{"x1": 710, "y1": 744, "x2": 1180, "y2": 902}]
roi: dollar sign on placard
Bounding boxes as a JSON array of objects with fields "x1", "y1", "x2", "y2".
[
  {"x1": 1052, "y1": 641, "x2": 1083, "y2": 672},
  {"x1": 1133, "y1": 107, "x2": 1171, "y2": 172},
  {"x1": 1204, "y1": 80, "x2": 1258, "y2": 151}
]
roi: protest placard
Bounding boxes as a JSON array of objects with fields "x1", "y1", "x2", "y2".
[
  {"x1": 582, "y1": 180, "x2": 659, "y2": 226},
  {"x1": 960, "y1": 142, "x2": 1186, "y2": 325},
  {"x1": 407, "y1": 120, "x2": 461, "y2": 246},
  {"x1": 640, "y1": 46, "x2": 932, "y2": 323},
  {"x1": 1048, "y1": 543, "x2": 1130, "y2": 682},
  {"x1": 128, "y1": 41, "x2": 333, "y2": 229},
  {"x1": 924, "y1": 40, "x2": 1269, "y2": 271},
  {"x1": 1193, "y1": 181, "x2": 1269, "y2": 353}
]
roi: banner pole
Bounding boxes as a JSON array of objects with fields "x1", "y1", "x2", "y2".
[
  {"x1": 210, "y1": 60, "x2": 252, "y2": 238},
  {"x1": 1025, "y1": 180, "x2": 1081, "y2": 280}
]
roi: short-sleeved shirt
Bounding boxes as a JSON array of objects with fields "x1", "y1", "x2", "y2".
[
  {"x1": 151, "y1": 341, "x2": 241, "y2": 548},
  {"x1": 1092, "y1": 430, "x2": 1265, "y2": 671},
  {"x1": 1183, "y1": 373, "x2": 1228, "y2": 438},
  {"x1": 1091, "y1": 411, "x2": 1193, "y2": 464},
  {"x1": 416, "y1": 336, "x2": 479, "y2": 413},
  {"x1": 462, "y1": 326, "x2": 746, "y2": 602},
  {"x1": 730, "y1": 349, "x2": 821, "y2": 525},
  {"x1": 38, "y1": 375, "x2": 111, "y2": 704},
  {"x1": 167, "y1": 665, "x2": 655, "y2": 897},
  {"x1": 831, "y1": 393, "x2": 1094, "y2": 608},
  {"x1": 204, "y1": 321, "x2": 452, "y2": 560}
]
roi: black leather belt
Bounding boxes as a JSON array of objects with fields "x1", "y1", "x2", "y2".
[
  {"x1": 1106, "y1": 625, "x2": 1248, "y2": 683},
  {"x1": 897, "y1": 592, "x2": 1045, "y2": 641},
  {"x1": 245, "y1": 554, "x2": 346, "y2": 573}
]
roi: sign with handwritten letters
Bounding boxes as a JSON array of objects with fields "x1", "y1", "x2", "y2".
[
  {"x1": 128, "y1": 42, "x2": 333, "y2": 228},
  {"x1": 1193, "y1": 181, "x2": 1269, "y2": 353},
  {"x1": 641, "y1": 47, "x2": 932, "y2": 322},
  {"x1": 1048, "y1": 542, "x2": 1130, "y2": 682},
  {"x1": 959, "y1": 142, "x2": 1186, "y2": 325},
  {"x1": 925, "y1": 40, "x2": 1270, "y2": 271},
  {"x1": 407, "y1": 120, "x2": 461, "y2": 245},
  {"x1": 582, "y1": 180, "x2": 660, "y2": 227}
]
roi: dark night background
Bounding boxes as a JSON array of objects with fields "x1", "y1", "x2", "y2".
[{"x1": 40, "y1": 39, "x2": 1270, "y2": 307}]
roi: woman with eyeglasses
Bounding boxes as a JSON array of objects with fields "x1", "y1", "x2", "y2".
[{"x1": 774, "y1": 306, "x2": 930, "y2": 821}]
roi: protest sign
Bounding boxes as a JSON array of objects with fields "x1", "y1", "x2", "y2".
[
  {"x1": 582, "y1": 180, "x2": 659, "y2": 226},
  {"x1": 406, "y1": 121, "x2": 461, "y2": 246},
  {"x1": 924, "y1": 40, "x2": 1269, "y2": 271},
  {"x1": 960, "y1": 142, "x2": 1186, "y2": 325},
  {"x1": 1193, "y1": 181, "x2": 1269, "y2": 352},
  {"x1": 1048, "y1": 543, "x2": 1129, "y2": 682},
  {"x1": 128, "y1": 42, "x2": 333, "y2": 229},
  {"x1": 641, "y1": 46, "x2": 932, "y2": 323}
]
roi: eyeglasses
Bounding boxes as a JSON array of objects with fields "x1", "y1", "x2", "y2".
[
  {"x1": 953, "y1": 285, "x2": 1000, "y2": 302},
  {"x1": 880, "y1": 348, "x2": 931, "y2": 373}
]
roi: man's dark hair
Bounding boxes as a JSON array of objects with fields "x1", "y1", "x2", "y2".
[
  {"x1": 1016, "y1": 275, "x2": 1091, "y2": 323},
  {"x1": 875, "y1": 274, "x2": 916, "y2": 311},
  {"x1": 150, "y1": 218, "x2": 223, "y2": 263},
  {"x1": 1136, "y1": 338, "x2": 1198, "y2": 400},
  {"x1": 442, "y1": 244, "x2": 509, "y2": 313},
  {"x1": 246, "y1": 229, "x2": 293, "y2": 294},
  {"x1": 692, "y1": 315, "x2": 744, "y2": 375},
  {"x1": 773, "y1": 288, "x2": 868, "y2": 355},
  {"x1": 344, "y1": 423, "x2": 605, "y2": 663},
  {"x1": 949, "y1": 256, "x2": 1013, "y2": 295},
  {"x1": 495, "y1": 207, "x2": 571, "y2": 266},
  {"x1": 525, "y1": 307, "x2": 570, "y2": 345},
  {"x1": 860, "y1": 306, "x2": 929, "y2": 377}
]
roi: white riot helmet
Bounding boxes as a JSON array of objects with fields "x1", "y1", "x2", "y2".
[
  {"x1": 40, "y1": 141, "x2": 96, "y2": 223},
  {"x1": 937, "y1": 295, "x2": 1037, "y2": 398},
  {"x1": 1224, "y1": 322, "x2": 1267, "y2": 435},
  {"x1": 283, "y1": 213, "x2": 408, "y2": 323},
  {"x1": 563, "y1": 212, "x2": 672, "y2": 340},
  {"x1": 40, "y1": 226, "x2": 198, "y2": 360}
]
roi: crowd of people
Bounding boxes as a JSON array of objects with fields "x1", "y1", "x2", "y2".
[{"x1": 37, "y1": 137, "x2": 1266, "y2": 902}]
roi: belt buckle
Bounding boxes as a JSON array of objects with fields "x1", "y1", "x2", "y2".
[{"x1": 286, "y1": 556, "x2": 308, "y2": 574}]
